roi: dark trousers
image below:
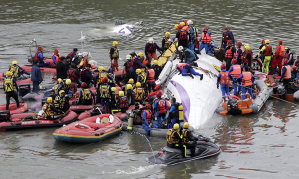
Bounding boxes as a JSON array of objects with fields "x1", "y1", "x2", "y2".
[
  {"x1": 6, "y1": 92, "x2": 19, "y2": 110},
  {"x1": 185, "y1": 143, "x2": 196, "y2": 157},
  {"x1": 226, "y1": 58, "x2": 232, "y2": 71},
  {"x1": 33, "y1": 81, "x2": 40, "y2": 93}
]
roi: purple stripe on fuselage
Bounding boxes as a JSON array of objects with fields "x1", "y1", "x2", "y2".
[{"x1": 170, "y1": 80, "x2": 190, "y2": 122}]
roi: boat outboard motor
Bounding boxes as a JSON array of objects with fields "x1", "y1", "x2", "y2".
[
  {"x1": 0, "y1": 110, "x2": 11, "y2": 122},
  {"x1": 227, "y1": 98, "x2": 241, "y2": 115},
  {"x1": 19, "y1": 83, "x2": 31, "y2": 97},
  {"x1": 277, "y1": 85, "x2": 286, "y2": 99}
]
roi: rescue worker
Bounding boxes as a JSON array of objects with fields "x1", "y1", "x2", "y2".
[
  {"x1": 187, "y1": 20, "x2": 197, "y2": 52},
  {"x1": 110, "y1": 87, "x2": 117, "y2": 109},
  {"x1": 80, "y1": 64, "x2": 93, "y2": 87},
  {"x1": 68, "y1": 48, "x2": 78, "y2": 59},
  {"x1": 107, "y1": 67, "x2": 122, "y2": 88},
  {"x1": 42, "y1": 97, "x2": 64, "y2": 119},
  {"x1": 152, "y1": 60, "x2": 162, "y2": 80},
  {"x1": 109, "y1": 41, "x2": 119, "y2": 71},
  {"x1": 78, "y1": 53, "x2": 89, "y2": 69},
  {"x1": 134, "y1": 82, "x2": 145, "y2": 104},
  {"x1": 236, "y1": 66, "x2": 254, "y2": 100},
  {"x1": 280, "y1": 59, "x2": 292, "y2": 88},
  {"x1": 217, "y1": 64, "x2": 233, "y2": 101},
  {"x1": 116, "y1": 91, "x2": 129, "y2": 113},
  {"x1": 235, "y1": 41, "x2": 243, "y2": 65},
  {"x1": 34, "y1": 46, "x2": 50, "y2": 67},
  {"x1": 122, "y1": 54, "x2": 134, "y2": 84},
  {"x1": 221, "y1": 26, "x2": 235, "y2": 49},
  {"x1": 78, "y1": 82, "x2": 95, "y2": 105},
  {"x1": 99, "y1": 77, "x2": 112, "y2": 113},
  {"x1": 225, "y1": 40, "x2": 236, "y2": 71},
  {"x1": 258, "y1": 39, "x2": 273, "y2": 74},
  {"x1": 144, "y1": 38, "x2": 162, "y2": 64},
  {"x1": 67, "y1": 64, "x2": 80, "y2": 96},
  {"x1": 146, "y1": 63, "x2": 156, "y2": 93},
  {"x1": 166, "y1": 123, "x2": 184, "y2": 156},
  {"x1": 127, "y1": 78, "x2": 135, "y2": 90},
  {"x1": 162, "y1": 32, "x2": 171, "y2": 52},
  {"x1": 126, "y1": 84, "x2": 135, "y2": 106},
  {"x1": 95, "y1": 66, "x2": 108, "y2": 90},
  {"x1": 198, "y1": 26, "x2": 211, "y2": 54},
  {"x1": 206, "y1": 43, "x2": 218, "y2": 54},
  {"x1": 4, "y1": 71, "x2": 19, "y2": 110},
  {"x1": 136, "y1": 69, "x2": 147, "y2": 88},
  {"x1": 51, "y1": 49, "x2": 61, "y2": 67},
  {"x1": 31, "y1": 60, "x2": 43, "y2": 93},
  {"x1": 176, "y1": 63, "x2": 203, "y2": 80},
  {"x1": 178, "y1": 46, "x2": 198, "y2": 64},
  {"x1": 8, "y1": 61, "x2": 30, "y2": 79},
  {"x1": 65, "y1": 56, "x2": 71, "y2": 71},
  {"x1": 271, "y1": 40, "x2": 285, "y2": 72},
  {"x1": 54, "y1": 90, "x2": 70, "y2": 112},
  {"x1": 228, "y1": 59, "x2": 242, "y2": 96},
  {"x1": 257, "y1": 39, "x2": 266, "y2": 62},
  {"x1": 242, "y1": 45, "x2": 253, "y2": 69},
  {"x1": 56, "y1": 56, "x2": 67, "y2": 79},
  {"x1": 168, "y1": 97, "x2": 180, "y2": 129},
  {"x1": 284, "y1": 47, "x2": 294, "y2": 65},
  {"x1": 55, "y1": 79, "x2": 73, "y2": 97},
  {"x1": 174, "y1": 24, "x2": 179, "y2": 32},
  {"x1": 71, "y1": 52, "x2": 82, "y2": 67},
  {"x1": 142, "y1": 104, "x2": 158, "y2": 136},
  {"x1": 132, "y1": 53, "x2": 146, "y2": 81},
  {"x1": 182, "y1": 122, "x2": 196, "y2": 157},
  {"x1": 176, "y1": 24, "x2": 189, "y2": 48},
  {"x1": 154, "y1": 91, "x2": 168, "y2": 128}
]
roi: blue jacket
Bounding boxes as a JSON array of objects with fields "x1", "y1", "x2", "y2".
[
  {"x1": 217, "y1": 69, "x2": 232, "y2": 86},
  {"x1": 38, "y1": 52, "x2": 44, "y2": 63},
  {"x1": 52, "y1": 55, "x2": 58, "y2": 65},
  {"x1": 236, "y1": 48, "x2": 243, "y2": 61},
  {"x1": 207, "y1": 44, "x2": 217, "y2": 54},
  {"x1": 184, "y1": 48, "x2": 197, "y2": 64},
  {"x1": 142, "y1": 110, "x2": 152, "y2": 126},
  {"x1": 31, "y1": 65, "x2": 43, "y2": 82},
  {"x1": 228, "y1": 31, "x2": 235, "y2": 44},
  {"x1": 189, "y1": 27, "x2": 195, "y2": 40}
]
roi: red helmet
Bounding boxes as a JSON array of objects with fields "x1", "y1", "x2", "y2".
[
  {"x1": 262, "y1": 39, "x2": 265, "y2": 43},
  {"x1": 232, "y1": 59, "x2": 237, "y2": 64},
  {"x1": 237, "y1": 41, "x2": 242, "y2": 46},
  {"x1": 38, "y1": 46, "x2": 43, "y2": 51},
  {"x1": 278, "y1": 40, "x2": 283, "y2": 44},
  {"x1": 283, "y1": 59, "x2": 288, "y2": 65},
  {"x1": 54, "y1": 49, "x2": 59, "y2": 53},
  {"x1": 177, "y1": 24, "x2": 183, "y2": 29},
  {"x1": 154, "y1": 84, "x2": 161, "y2": 91},
  {"x1": 102, "y1": 77, "x2": 108, "y2": 83},
  {"x1": 156, "y1": 91, "x2": 162, "y2": 98},
  {"x1": 203, "y1": 26, "x2": 209, "y2": 31},
  {"x1": 81, "y1": 82, "x2": 87, "y2": 88},
  {"x1": 221, "y1": 64, "x2": 226, "y2": 70},
  {"x1": 292, "y1": 66, "x2": 297, "y2": 70},
  {"x1": 226, "y1": 26, "x2": 230, "y2": 30},
  {"x1": 145, "y1": 103, "x2": 151, "y2": 109}
]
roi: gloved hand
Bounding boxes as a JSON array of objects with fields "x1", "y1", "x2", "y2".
[{"x1": 217, "y1": 84, "x2": 219, "y2": 89}]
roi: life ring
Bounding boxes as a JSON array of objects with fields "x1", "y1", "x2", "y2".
[{"x1": 75, "y1": 123, "x2": 91, "y2": 129}]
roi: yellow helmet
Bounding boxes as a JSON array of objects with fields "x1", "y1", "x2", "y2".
[
  {"x1": 174, "y1": 24, "x2": 178, "y2": 30},
  {"x1": 111, "y1": 87, "x2": 117, "y2": 92},
  {"x1": 245, "y1": 46, "x2": 251, "y2": 51},
  {"x1": 153, "y1": 60, "x2": 158, "y2": 65},
  {"x1": 66, "y1": 79, "x2": 71, "y2": 85},
  {"x1": 58, "y1": 78, "x2": 62, "y2": 83},
  {"x1": 244, "y1": 44, "x2": 250, "y2": 47},
  {"x1": 47, "y1": 97, "x2": 53, "y2": 103},
  {"x1": 126, "y1": 84, "x2": 133, "y2": 90},
  {"x1": 98, "y1": 66, "x2": 105, "y2": 72},
  {"x1": 165, "y1": 32, "x2": 171, "y2": 37},
  {"x1": 59, "y1": 90, "x2": 65, "y2": 96},
  {"x1": 128, "y1": 78, "x2": 134, "y2": 84},
  {"x1": 6, "y1": 71, "x2": 12, "y2": 77},
  {"x1": 180, "y1": 22, "x2": 185, "y2": 26},
  {"x1": 183, "y1": 122, "x2": 189, "y2": 129},
  {"x1": 12, "y1": 61, "x2": 18, "y2": 65},
  {"x1": 136, "y1": 82, "x2": 141, "y2": 88},
  {"x1": 138, "y1": 52, "x2": 144, "y2": 58},
  {"x1": 136, "y1": 69, "x2": 141, "y2": 74},
  {"x1": 265, "y1": 39, "x2": 270, "y2": 44},
  {"x1": 113, "y1": 41, "x2": 118, "y2": 47},
  {"x1": 173, "y1": 123, "x2": 179, "y2": 130},
  {"x1": 119, "y1": 91, "x2": 124, "y2": 97}
]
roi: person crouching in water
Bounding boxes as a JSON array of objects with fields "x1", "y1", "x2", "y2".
[
  {"x1": 142, "y1": 104, "x2": 158, "y2": 136},
  {"x1": 236, "y1": 66, "x2": 254, "y2": 100},
  {"x1": 217, "y1": 64, "x2": 233, "y2": 101},
  {"x1": 78, "y1": 82, "x2": 95, "y2": 105}
]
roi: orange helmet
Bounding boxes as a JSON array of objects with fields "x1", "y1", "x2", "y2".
[
  {"x1": 54, "y1": 49, "x2": 59, "y2": 53},
  {"x1": 38, "y1": 46, "x2": 43, "y2": 51},
  {"x1": 145, "y1": 103, "x2": 151, "y2": 109}
]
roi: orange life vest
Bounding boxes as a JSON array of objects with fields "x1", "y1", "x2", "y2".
[
  {"x1": 143, "y1": 110, "x2": 152, "y2": 124},
  {"x1": 279, "y1": 45, "x2": 285, "y2": 56},
  {"x1": 147, "y1": 69, "x2": 155, "y2": 82},
  {"x1": 220, "y1": 71, "x2": 229, "y2": 85},
  {"x1": 230, "y1": 65, "x2": 241, "y2": 78},
  {"x1": 51, "y1": 53, "x2": 61, "y2": 66},
  {"x1": 242, "y1": 72, "x2": 253, "y2": 86},
  {"x1": 182, "y1": 26, "x2": 189, "y2": 31},
  {"x1": 176, "y1": 63, "x2": 187, "y2": 71},
  {"x1": 281, "y1": 65, "x2": 291, "y2": 79},
  {"x1": 225, "y1": 46, "x2": 233, "y2": 59},
  {"x1": 201, "y1": 32, "x2": 211, "y2": 43}
]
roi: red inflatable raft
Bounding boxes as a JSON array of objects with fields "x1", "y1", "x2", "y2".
[
  {"x1": 0, "y1": 111, "x2": 77, "y2": 131},
  {"x1": 53, "y1": 114, "x2": 123, "y2": 143},
  {"x1": 0, "y1": 102, "x2": 28, "y2": 114}
]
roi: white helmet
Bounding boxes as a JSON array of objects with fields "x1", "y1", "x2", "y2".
[
  {"x1": 187, "y1": 20, "x2": 193, "y2": 25},
  {"x1": 178, "y1": 46, "x2": 184, "y2": 51},
  {"x1": 78, "y1": 52, "x2": 83, "y2": 56},
  {"x1": 126, "y1": 54, "x2": 132, "y2": 60},
  {"x1": 148, "y1": 38, "x2": 154, "y2": 44},
  {"x1": 109, "y1": 115, "x2": 114, "y2": 123}
]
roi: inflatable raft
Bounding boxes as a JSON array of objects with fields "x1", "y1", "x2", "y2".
[
  {"x1": 272, "y1": 84, "x2": 299, "y2": 101},
  {"x1": 53, "y1": 114, "x2": 123, "y2": 143},
  {"x1": 0, "y1": 111, "x2": 77, "y2": 131},
  {"x1": 0, "y1": 102, "x2": 28, "y2": 114}
]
